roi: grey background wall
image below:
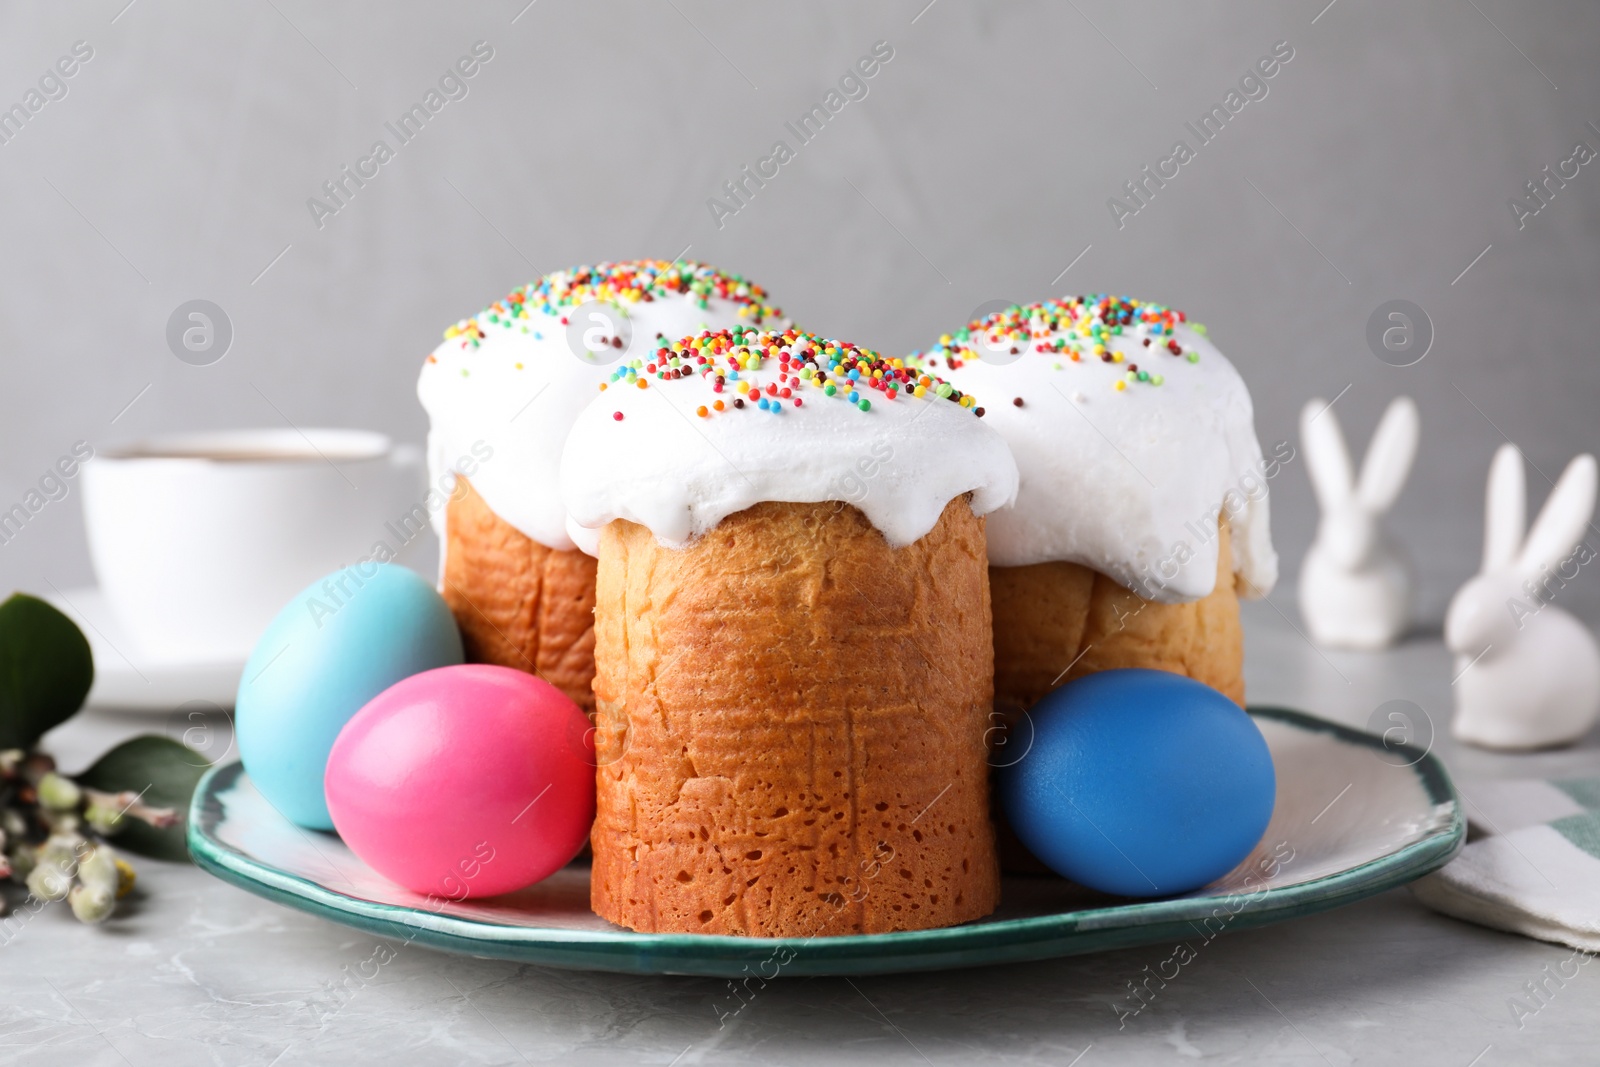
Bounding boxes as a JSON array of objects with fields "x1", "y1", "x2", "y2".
[{"x1": 2, "y1": 0, "x2": 1597, "y2": 626}]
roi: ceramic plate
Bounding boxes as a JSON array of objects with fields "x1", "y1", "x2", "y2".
[
  {"x1": 47, "y1": 587, "x2": 246, "y2": 711},
  {"x1": 188, "y1": 708, "x2": 1462, "y2": 977}
]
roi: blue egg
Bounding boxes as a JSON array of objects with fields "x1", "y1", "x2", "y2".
[
  {"x1": 999, "y1": 669, "x2": 1275, "y2": 897},
  {"x1": 236, "y1": 563, "x2": 463, "y2": 830}
]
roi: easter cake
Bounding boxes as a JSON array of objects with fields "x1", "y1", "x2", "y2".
[
  {"x1": 921, "y1": 296, "x2": 1280, "y2": 716},
  {"x1": 560, "y1": 328, "x2": 1019, "y2": 936},
  {"x1": 417, "y1": 262, "x2": 789, "y2": 713}
]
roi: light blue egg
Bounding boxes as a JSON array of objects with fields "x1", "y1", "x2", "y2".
[
  {"x1": 999, "y1": 669, "x2": 1275, "y2": 898},
  {"x1": 236, "y1": 563, "x2": 463, "y2": 829}
]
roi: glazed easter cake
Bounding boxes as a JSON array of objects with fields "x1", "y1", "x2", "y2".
[
  {"x1": 560, "y1": 328, "x2": 1019, "y2": 936},
  {"x1": 417, "y1": 261, "x2": 789, "y2": 712},
  {"x1": 406, "y1": 275, "x2": 1278, "y2": 931},
  {"x1": 920, "y1": 296, "x2": 1280, "y2": 715}
]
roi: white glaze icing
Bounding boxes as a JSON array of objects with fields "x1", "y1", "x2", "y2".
[
  {"x1": 416, "y1": 262, "x2": 789, "y2": 556},
  {"x1": 559, "y1": 331, "x2": 1019, "y2": 553},
  {"x1": 925, "y1": 298, "x2": 1277, "y2": 603}
]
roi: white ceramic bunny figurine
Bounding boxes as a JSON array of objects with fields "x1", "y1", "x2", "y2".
[
  {"x1": 1448, "y1": 444, "x2": 1600, "y2": 750},
  {"x1": 1298, "y1": 396, "x2": 1420, "y2": 649}
]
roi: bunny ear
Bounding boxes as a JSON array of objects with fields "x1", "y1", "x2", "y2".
[
  {"x1": 1300, "y1": 398, "x2": 1355, "y2": 509},
  {"x1": 1356, "y1": 396, "x2": 1419, "y2": 512},
  {"x1": 1483, "y1": 444, "x2": 1526, "y2": 573},
  {"x1": 1517, "y1": 453, "x2": 1597, "y2": 579}
]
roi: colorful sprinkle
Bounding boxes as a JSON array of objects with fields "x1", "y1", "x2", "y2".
[
  {"x1": 910, "y1": 295, "x2": 1203, "y2": 394},
  {"x1": 603, "y1": 328, "x2": 983, "y2": 422},
  {"x1": 438, "y1": 260, "x2": 786, "y2": 347}
]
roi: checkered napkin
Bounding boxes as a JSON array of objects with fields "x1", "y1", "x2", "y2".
[{"x1": 1410, "y1": 777, "x2": 1600, "y2": 951}]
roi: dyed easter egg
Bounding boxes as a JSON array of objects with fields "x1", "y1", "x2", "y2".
[
  {"x1": 325, "y1": 664, "x2": 595, "y2": 899},
  {"x1": 999, "y1": 669, "x2": 1275, "y2": 897},
  {"x1": 236, "y1": 563, "x2": 463, "y2": 830}
]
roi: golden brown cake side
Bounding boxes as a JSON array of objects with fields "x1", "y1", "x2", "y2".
[
  {"x1": 590, "y1": 498, "x2": 1000, "y2": 937},
  {"x1": 990, "y1": 518, "x2": 1244, "y2": 717},
  {"x1": 441, "y1": 476, "x2": 597, "y2": 714}
]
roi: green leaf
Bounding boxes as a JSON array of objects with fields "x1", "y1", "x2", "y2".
[
  {"x1": 0, "y1": 593, "x2": 94, "y2": 750},
  {"x1": 77, "y1": 735, "x2": 210, "y2": 862}
]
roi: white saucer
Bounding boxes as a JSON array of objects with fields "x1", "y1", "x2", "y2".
[{"x1": 46, "y1": 587, "x2": 246, "y2": 711}]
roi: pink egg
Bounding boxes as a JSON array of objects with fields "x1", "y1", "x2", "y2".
[{"x1": 325, "y1": 664, "x2": 595, "y2": 899}]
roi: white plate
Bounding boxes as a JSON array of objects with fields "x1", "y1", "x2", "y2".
[
  {"x1": 191, "y1": 709, "x2": 1463, "y2": 977},
  {"x1": 46, "y1": 587, "x2": 246, "y2": 711}
]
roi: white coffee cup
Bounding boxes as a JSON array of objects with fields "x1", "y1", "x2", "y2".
[{"x1": 81, "y1": 429, "x2": 424, "y2": 661}]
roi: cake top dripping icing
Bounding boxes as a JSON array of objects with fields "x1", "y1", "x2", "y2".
[
  {"x1": 926, "y1": 296, "x2": 1278, "y2": 603},
  {"x1": 560, "y1": 328, "x2": 1019, "y2": 553},
  {"x1": 418, "y1": 262, "x2": 792, "y2": 556}
]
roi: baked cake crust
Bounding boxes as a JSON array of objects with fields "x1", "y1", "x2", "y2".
[
  {"x1": 441, "y1": 475, "x2": 598, "y2": 714},
  {"x1": 990, "y1": 519, "x2": 1244, "y2": 716},
  {"x1": 589, "y1": 498, "x2": 1001, "y2": 936}
]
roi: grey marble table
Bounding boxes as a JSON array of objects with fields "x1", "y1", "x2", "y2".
[{"x1": 5, "y1": 603, "x2": 1596, "y2": 1066}]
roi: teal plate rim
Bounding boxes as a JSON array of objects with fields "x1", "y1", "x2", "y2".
[{"x1": 188, "y1": 706, "x2": 1465, "y2": 977}]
